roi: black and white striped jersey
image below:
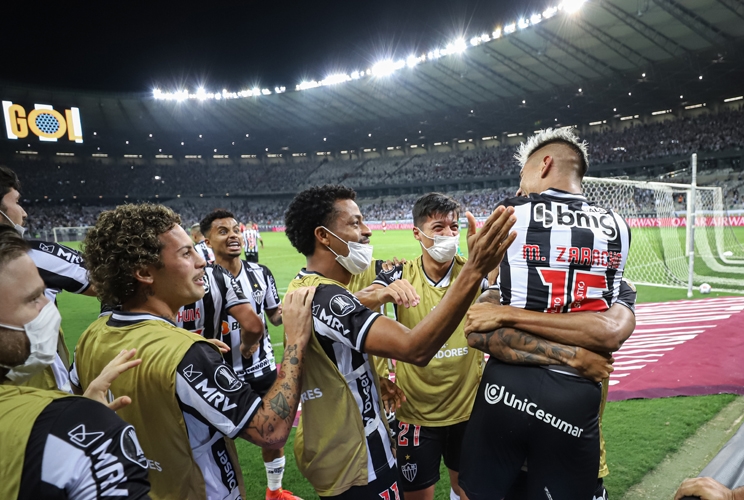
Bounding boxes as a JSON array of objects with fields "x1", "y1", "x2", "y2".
[
  {"x1": 223, "y1": 262, "x2": 281, "y2": 380},
  {"x1": 497, "y1": 188, "x2": 631, "y2": 315},
  {"x1": 176, "y1": 266, "x2": 250, "y2": 339},
  {"x1": 194, "y1": 241, "x2": 215, "y2": 265},
  {"x1": 27, "y1": 240, "x2": 90, "y2": 301},
  {"x1": 242, "y1": 229, "x2": 260, "y2": 254},
  {"x1": 18, "y1": 396, "x2": 151, "y2": 500}
]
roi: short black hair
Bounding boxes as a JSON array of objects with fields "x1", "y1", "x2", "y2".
[
  {"x1": 412, "y1": 192, "x2": 460, "y2": 227},
  {"x1": 285, "y1": 184, "x2": 356, "y2": 256},
  {"x1": 200, "y1": 209, "x2": 236, "y2": 237},
  {"x1": 0, "y1": 166, "x2": 21, "y2": 207},
  {"x1": 0, "y1": 225, "x2": 29, "y2": 273}
]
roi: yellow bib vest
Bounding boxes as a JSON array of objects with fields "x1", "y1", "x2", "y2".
[
  {"x1": 288, "y1": 272, "x2": 393, "y2": 497},
  {"x1": 0, "y1": 385, "x2": 69, "y2": 499},
  {"x1": 393, "y1": 255, "x2": 483, "y2": 426},
  {"x1": 74, "y1": 316, "x2": 245, "y2": 500}
]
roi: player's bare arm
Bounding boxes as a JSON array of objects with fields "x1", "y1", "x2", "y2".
[
  {"x1": 465, "y1": 296, "x2": 636, "y2": 352},
  {"x1": 266, "y1": 305, "x2": 282, "y2": 326},
  {"x1": 466, "y1": 326, "x2": 613, "y2": 383},
  {"x1": 240, "y1": 286, "x2": 314, "y2": 448},
  {"x1": 363, "y1": 207, "x2": 517, "y2": 366},
  {"x1": 675, "y1": 477, "x2": 744, "y2": 500},
  {"x1": 228, "y1": 302, "x2": 265, "y2": 357}
]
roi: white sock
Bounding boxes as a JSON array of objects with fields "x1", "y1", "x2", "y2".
[
  {"x1": 450, "y1": 488, "x2": 461, "y2": 500},
  {"x1": 265, "y1": 456, "x2": 285, "y2": 491}
]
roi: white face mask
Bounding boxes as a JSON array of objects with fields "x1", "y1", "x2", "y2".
[
  {"x1": 0, "y1": 301, "x2": 61, "y2": 383},
  {"x1": 0, "y1": 209, "x2": 25, "y2": 237},
  {"x1": 322, "y1": 226, "x2": 373, "y2": 275},
  {"x1": 417, "y1": 227, "x2": 459, "y2": 263}
]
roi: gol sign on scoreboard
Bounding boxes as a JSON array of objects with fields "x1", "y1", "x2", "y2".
[{"x1": 2, "y1": 101, "x2": 83, "y2": 143}]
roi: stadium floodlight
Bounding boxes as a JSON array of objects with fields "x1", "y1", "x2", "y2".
[
  {"x1": 543, "y1": 6, "x2": 558, "y2": 18},
  {"x1": 470, "y1": 36, "x2": 481, "y2": 47},
  {"x1": 492, "y1": 28, "x2": 502, "y2": 39},
  {"x1": 351, "y1": 71, "x2": 361, "y2": 79},
  {"x1": 371, "y1": 59, "x2": 405, "y2": 77},
  {"x1": 504, "y1": 23, "x2": 517, "y2": 34},
  {"x1": 561, "y1": 0, "x2": 585, "y2": 13},
  {"x1": 531, "y1": 13, "x2": 543, "y2": 25},
  {"x1": 724, "y1": 96, "x2": 743, "y2": 102},
  {"x1": 518, "y1": 18, "x2": 530, "y2": 29}
]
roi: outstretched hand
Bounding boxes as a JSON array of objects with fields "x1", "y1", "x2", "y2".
[
  {"x1": 84, "y1": 348, "x2": 142, "y2": 412},
  {"x1": 465, "y1": 208, "x2": 517, "y2": 275}
]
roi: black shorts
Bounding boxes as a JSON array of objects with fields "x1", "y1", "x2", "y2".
[
  {"x1": 459, "y1": 360, "x2": 601, "y2": 500},
  {"x1": 396, "y1": 420, "x2": 467, "y2": 492},
  {"x1": 248, "y1": 369, "x2": 277, "y2": 398},
  {"x1": 505, "y1": 474, "x2": 608, "y2": 500},
  {"x1": 320, "y1": 463, "x2": 403, "y2": 500},
  {"x1": 244, "y1": 252, "x2": 258, "y2": 263}
]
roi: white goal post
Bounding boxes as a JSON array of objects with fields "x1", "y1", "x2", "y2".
[
  {"x1": 582, "y1": 155, "x2": 744, "y2": 295},
  {"x1": 52, "y1": 226, "x2": 94, "y2": 243}
]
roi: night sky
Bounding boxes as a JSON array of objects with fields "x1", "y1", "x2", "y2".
[{"x1": 2, "y1": 0, "x2": 545, "y2": 93}]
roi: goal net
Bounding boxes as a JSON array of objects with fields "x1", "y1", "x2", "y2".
[
  {"x1": 52, "y1": 226, "x2": 94, "y2": 243},
  {"x1": 582, "y1": 176, "x2": 744, "y2": 294}
]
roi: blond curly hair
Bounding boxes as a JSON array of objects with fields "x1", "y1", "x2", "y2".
[{"x1": 83, "y1": 203, "x2": 181, "y2": 306}]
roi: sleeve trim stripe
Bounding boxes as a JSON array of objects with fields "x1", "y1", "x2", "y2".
[
  {"x1": 356, "y1": 312, "x2": 382, "y2": 352},
  {"x1": 230, "y1": 397, "x2": 262, "y2": 439}
]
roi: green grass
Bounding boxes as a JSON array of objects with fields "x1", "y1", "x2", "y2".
[{"x1": 56, "y1": 229, "x2": 743, "y2": 499}]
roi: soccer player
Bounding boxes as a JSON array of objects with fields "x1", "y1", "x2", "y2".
[
  {"x1": 361, "y1": 193, "x2": 489, "y2": 500},
  {"x1": 243, "y1": 220, "x2": 263, "y2": 263},
  {"x1": 458, "y1": 128, "x2": 632, "y2": 500},
  {"x1": 0, "y1": 165, "x2": 97, "y2": 392},
  {"x1": 191, "y1": 223, "x2": 215, "y2": 265},
  {"x1": 0, "y1": 225, "x2": 151, "y2": 499},
  {"x1": 201, "y1": 210, "x2": 301, "y2": 500},
  {"x1": 283, "y1": 184, "x2": 516, "y2": 499},
  {"x1": 70, "y1": 203, "x2": 315, "y2": 500}
]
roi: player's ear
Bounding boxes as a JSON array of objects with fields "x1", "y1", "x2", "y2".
[
  {"x1": 315, "y1": 226, "x2": 331, "y2": 247},
  {"x1": 133, "y1": 265, "x2": 155, "y2": 286},
  {"x1": 540, "y1": 155, "x2": 553, "y2": 178},
  {"x1": 204, "y1": 237, "x2": 212, "y2": 249},
  {"x1": 412, "y1": 226, "x2": 422, "y2": 242}
]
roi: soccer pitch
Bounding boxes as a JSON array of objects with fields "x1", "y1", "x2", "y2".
[{"x1": 56, "y1": 229, "x2": 740, "y2": 499}]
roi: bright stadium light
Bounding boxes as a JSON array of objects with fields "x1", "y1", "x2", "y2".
[
  {"x1": 518, "y1": 18, "x2": 530, "y2": 29},
  {"x1": 372, "y1": 59, "x2": 405, "y2": 77},
  {"x1": 543, "y1": 6, "x2": 558, "y2": 18},
  {"x1": 531, "y1": 13, "x2": 543, "y2": 24},
  {"x1": 504, "y1": 23, "x2": 517, "y2": 34},
  {"x1": 492, "y1": 28, "x2": 502, "y2": 39},
  {"x1": 561, "y1": 0, "x2": 585, "y2": 14}
]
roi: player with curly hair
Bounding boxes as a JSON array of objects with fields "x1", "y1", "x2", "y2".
[
  {"x1": 70, "y1": 203, "x2": 317, "y2": 500},
  {"x1": 283, "y1": 184, "x2": 517, "y2": 499}
]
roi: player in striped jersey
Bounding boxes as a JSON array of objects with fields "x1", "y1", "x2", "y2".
[
  {"x1": 70, "y1": 203, "x2": 315, "y2": 500},
  {"x1": 1, "y1": 166, "x2": 98, "y2": 393},
  {"x1": 283, "y1": 184, "x2": 515, "y2": 499},
  {"x1": 242, "y1": 221, "x2": 263, "y2": 263},
  {"x1": 0, "y1": 225, "x2": 151, "y2": 499},
  {"x1": 201, "y1": 210, "x2": 301, "y2": 500},
  {"x1": 191, "y1": 223, "x2": 215, "y2": 265},
  {"x1": 459, "y1": 128, "x2": 632, "y2": 500}
]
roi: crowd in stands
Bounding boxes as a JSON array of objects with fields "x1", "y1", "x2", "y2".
[{"x1": 13, "y1": 106, "x2": 744, "y2": 233}]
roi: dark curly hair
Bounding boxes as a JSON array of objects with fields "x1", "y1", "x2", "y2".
[
  {"x1": 0, "y1": 166, "x2": 21, "y2": 209},
  {"x1": 285, "y1": 185, "x2": 356, "y2": 256},
  {"x1": 0, "y1": 225, "x2": 29, "y2": 272},
  {"x1": 83, "y1": 203, "x2": 181, "y2": 306},
  {"x1": 200, "y1": 209, "x2": 236, "y2": 237}
]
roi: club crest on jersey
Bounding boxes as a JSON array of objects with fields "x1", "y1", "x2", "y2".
[
  {"x1": 253, "y1": 289, "x2": 265, "y2": 306},
  {"x1": 533, "y1": 203, "x2": 617, "y2": 239},
  {"x1": 214, "y1": 365, "x2": 243, "y2": 392},
  {"x1": 120, "y1": 426, "x2": 148, "y2": 469},
  {"x1": 67, "y1": 424, "x2": 104, "y2": 448},
  {"x1": 401, "y1": 462, "x2": 418, "y2": 482},
  {"x1": 329, "y1": 294, "x2": 355, "y2": 316}
]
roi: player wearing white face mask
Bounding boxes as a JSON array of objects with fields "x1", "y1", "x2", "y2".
[
  {"x1": 284, "y1": 185, "x2": 516, "y2": 499},
  {"x1": 0, "y1": 225, "x2": 151, "y2": 500},
  {"x1": 363, "y1": 193, "x2": 490, "y2": 500}
]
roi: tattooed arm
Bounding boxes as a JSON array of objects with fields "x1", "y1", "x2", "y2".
[
  {"x1": 239, "y1": 287, "x2": 315, "y2": 448},
  {"x1": 466, "y1": 327, "x2": 613, "y2": 383}
]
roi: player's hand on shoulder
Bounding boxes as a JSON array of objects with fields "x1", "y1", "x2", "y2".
[
  {"x1": 570, "y1": 349, "x2": 614, "y2": 383},
  {"x1": 84, "y1": 348, "x2": 142, "y2": 411},
  {"x1": 381, "y1": 257, "x2": 407, "y2": 272},
  {"x1": 379, "y1": 377, "x2": 406, "y2": 414},
  {"x1": 464, "y1": 302, "x2": 506, "y2": 336},
  {"x1": 282, "y1": 286, "x2": 316, "y2": 347},
  {"x1": 376, "y1": 279, "x2": 420, "y2": 308},
  {"x1": 465, "y1": 208, "x2": 517, "y2": 275},
  {"x1": 205, "y1": 337, "x2": 231, "y2": 354},
  {"x1": 674, "y1": 477, "x2": 736, "y2": 500}
]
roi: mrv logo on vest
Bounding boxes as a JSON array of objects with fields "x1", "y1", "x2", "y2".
[
  {"x1": 533, "y1": 203, "x2": 616, "y2": 239},
  {"x1": 2, "y1": 101, "x2": 83, "y2": 143}
]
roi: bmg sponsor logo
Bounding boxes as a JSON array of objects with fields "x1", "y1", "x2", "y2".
[{"x1": 3, "y1": 101, "x2": 83, "y2": 143}]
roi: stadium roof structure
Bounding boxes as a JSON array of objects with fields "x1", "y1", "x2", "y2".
[{"x1": 2, "y1": 0, "x2": 744, "y2": 157}]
